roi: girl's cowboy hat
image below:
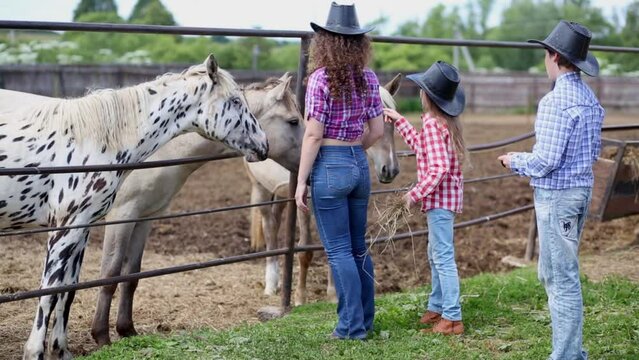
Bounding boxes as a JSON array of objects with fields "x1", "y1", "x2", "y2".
[
  {"x1": 407, "y1": 61, "x2": 466, "y2": 117},
  {"x1": 310, "y1": 2, "x2": 374, "y2": 36},
  {"x1": 527, "y1": 20, "x2": 599, "y2": 76}
]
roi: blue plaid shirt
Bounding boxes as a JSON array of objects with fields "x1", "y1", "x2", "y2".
[{"x1": 510, "y1": 72, "x2": 605, "y2": 189}]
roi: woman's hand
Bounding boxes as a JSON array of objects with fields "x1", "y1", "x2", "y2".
[
  {"x1": 295, "y1": 182, "x2": 309, "y2": 213},
  {"x1": 383, "y1": 108, "x2": 403, "y2": 123}
]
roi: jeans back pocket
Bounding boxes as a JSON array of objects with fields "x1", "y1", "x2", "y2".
[{"x1": 326, "y1": 164, "x2": 357, "y2": 192}]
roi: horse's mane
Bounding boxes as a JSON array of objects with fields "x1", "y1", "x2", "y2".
[
  {"x1": 379, "y1": 86, "x2": 396, "y2": 110},
  {"x1": 243, "y1": 77, "x2": 298, "y2": 114},
  {"x1": 21, "y1": 62, "x2": 236, "y2": 151}
]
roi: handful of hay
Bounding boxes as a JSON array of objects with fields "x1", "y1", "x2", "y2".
[
  {"x1": 371, "y1": 192, "x2": 413, "y2": 250},
  {"x1": 622, "y1": 147, "x2": 639, "y2": 202},
  {"x1": 622, "y1": 146, "x2": 639, "y2": 182}
]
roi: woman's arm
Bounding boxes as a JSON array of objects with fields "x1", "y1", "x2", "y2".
[
  {"x1": 295, "y1": 117, "x2": 324, "y2": 212},
  {"x1": 362, "y1": 115, "x2": 384, "y2": 150}
]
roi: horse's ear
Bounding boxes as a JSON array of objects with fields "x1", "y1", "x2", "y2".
[
  {"x1": 278, "y1": 72, "x2": 291, "y2": 83},
  {"x1": 206, "y1": 54, "x2": 219, "y2": 83},
  {"x1": 271, "y1": 73, "x2": 291, "y2": 101},
  {"x1": 384, "y1": 73, "x2": 403, "y2": 96}
]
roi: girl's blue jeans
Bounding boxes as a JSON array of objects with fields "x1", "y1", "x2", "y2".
[
  {"x1": 311, "y1": 145, "x2": 374, "y2": 340},
  {"x1": 425, "y1": 208, "x2": 462, "y2": 321}
]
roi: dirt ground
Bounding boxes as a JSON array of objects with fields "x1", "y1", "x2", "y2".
[{"x1": 1, "y1": 113, "x2": 638, "y2": 359}]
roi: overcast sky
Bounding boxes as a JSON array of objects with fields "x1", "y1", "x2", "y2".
[{"x1": 0, "y1": 0, "x2": 634, "y2": 35}]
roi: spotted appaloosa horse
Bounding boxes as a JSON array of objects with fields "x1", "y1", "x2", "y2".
[
  {"x1": 246, "y1": 73, "x2": 403, "y2": 305},
  {"x1": 0, "y1": 54, "x2": 267, "y2": 360}
]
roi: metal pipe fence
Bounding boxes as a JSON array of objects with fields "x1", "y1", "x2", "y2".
[
  {"x1": 0, "y1": 172, "x2": 522, "y2": 237},
  {"x1": 0, "y1": 20, "x2": 637, "y2": 313}
]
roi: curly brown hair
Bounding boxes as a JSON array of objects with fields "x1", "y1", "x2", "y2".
[{"x1": 307, "y1": 30, "x2": 373, "y2": 104}]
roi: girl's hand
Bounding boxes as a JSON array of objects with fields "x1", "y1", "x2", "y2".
[
  {"x1": 403, "y1": 193, "x2": 415, "y2": 210},
  {"x1": 295, "y1": 182, "x2": 309, "y2": 213},
  {"x1": 383, "y1": 108, "x2": 403, "y2": 123}
]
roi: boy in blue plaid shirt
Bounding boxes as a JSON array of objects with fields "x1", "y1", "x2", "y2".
[{"x1": 498, "y1": 21, "x2": 604, "y2": 360}]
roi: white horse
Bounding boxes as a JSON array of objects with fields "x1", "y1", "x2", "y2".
[
  {"x1": 246, "y1": 73, "x2": 403, "y2": 305},
  {"x1": 0, "y1": 54, "x2": 268, "y2": 360}
]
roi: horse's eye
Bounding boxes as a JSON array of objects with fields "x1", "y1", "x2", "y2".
[
  {"x1": 288, "y1": 118, "x2": 299, "y2": 126},
  {"x1": 232, "y1": 97, "x2": 241, "y2": 106}
]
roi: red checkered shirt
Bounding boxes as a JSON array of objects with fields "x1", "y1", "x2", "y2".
[{"x1": 395, "y1": 114, "x2": 463, "y2": 213}]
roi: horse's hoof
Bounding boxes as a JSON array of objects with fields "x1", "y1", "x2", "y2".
[
  {"x1": 23, "y1": 349, "x2": 44, "y2": 360},
  {"x1": 117, "y1": 325, "x2": 138, "y2": 338},
  {"x1": 294, "y1": 291, "x2": 306, "y2": 306},
  {"x1": 91, "y1": 328, "x2": 112, "y2": 348},
  {"x1": 48, "y1": 348, "x2": 73, "y2": 360},
  {"x1": 264, "y1": 287, "x2": 278, "y2": 296},
  {"x1": 94, "y1": 337, "x2": 112, "y2": 349}
]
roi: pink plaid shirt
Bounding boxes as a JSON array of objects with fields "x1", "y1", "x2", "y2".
[
  {"x1": 305, "y1": 67, "x2": 383, "y2": 141},
  {"x1": 395, "y1": 114, "x2": 463, "y2": 213}
]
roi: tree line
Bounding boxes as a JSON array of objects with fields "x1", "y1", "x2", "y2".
[{"x1": 0, "y1": 0, "x2": 638, "y2": 75}]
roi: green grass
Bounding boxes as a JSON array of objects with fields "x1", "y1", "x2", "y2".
[{"x1": 79, "y1": 268, "x2": 639, "y2": 360}]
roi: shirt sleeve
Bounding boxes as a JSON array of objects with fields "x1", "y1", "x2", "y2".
[
  {"x1": 395, "y1": 117, "x2": 419, "y2": 152},
  {"x1": 366, "y1": 73, "x2": 383, "y2": 119},
  {"x1": 509, "y1": 97, "x2": 575, "y2": 178},
  {"x1": 304, "y1": 70, "x2": 329, "y2": 124},
  {"x1": 408, "y1": 121, "x2": 450, "y2": 202}
]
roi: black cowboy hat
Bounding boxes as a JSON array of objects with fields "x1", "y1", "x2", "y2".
[
  {"x1": 310, "y1": 2, "x2": 374, "y2": 36},
  {"x1": 406, "y1": 61, "x2": 465, "y2": 117},
  {"x1": 528, "y1": 20, "x2": 599, "y2": 77}
]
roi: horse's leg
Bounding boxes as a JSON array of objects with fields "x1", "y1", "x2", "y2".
[
  {"x1": 249, "y1": 183, "x2": 266, "y2": 250},
  {"x1": 90, "y1": 221, "x2": 136, "y2": 347},
  {"x1": 116, "y1": 220, "x2": 152, "y2": 338},
  {"x1": 263, "y1": 199, "x2": 284, "y2": 296},
  {"x1": 295, "y1": 207, "x2": 313, "y2": 306},
  {"x1": 326, "y1": 266, "x2": 337, "y2": 303},
  {"x1": 24, "y1": 228, "x2": 88, "y2": 360}
]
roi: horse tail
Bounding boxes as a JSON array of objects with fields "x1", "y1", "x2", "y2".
[{"x1": 250, "y1": 206, "x2": 265, "y2": 250}]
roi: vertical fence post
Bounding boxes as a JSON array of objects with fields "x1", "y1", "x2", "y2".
[{"x1": 281, "y1": 35, "x2": 310, "y2": 310}]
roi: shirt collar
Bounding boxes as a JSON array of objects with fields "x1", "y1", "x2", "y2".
[
  {"x1": 555, "y1": 71, "x2": 580, "y2": 85},
  {"x1": 422, "y1": 112, "x2": 448, "y2": 131}
]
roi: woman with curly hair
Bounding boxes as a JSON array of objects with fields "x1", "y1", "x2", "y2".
[{"x1": 294, "y1": 2, "x2": 384, "y2": 340}]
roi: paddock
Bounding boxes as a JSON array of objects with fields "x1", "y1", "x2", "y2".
[
  {"x1": 0, "y1": 111, "x2": 636, "y2": 358},
  {"x1": 0, "y1": 21, "x2": 638, "y2": 360}
]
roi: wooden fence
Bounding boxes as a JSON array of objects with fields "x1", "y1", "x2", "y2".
[{"x1": 1, "y1": 64, "x2": 639, "y2": 112}]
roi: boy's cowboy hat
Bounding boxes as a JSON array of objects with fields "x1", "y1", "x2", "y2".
[
  {"x1": 527, "y1": 20, "x2": 599, "y2": 77},
  {"x1": 310, "y1": 2, "x2": 374, "y2": 36},
  {"x1": 407, "y1": 61, "x2": 466, "y2": 117}
]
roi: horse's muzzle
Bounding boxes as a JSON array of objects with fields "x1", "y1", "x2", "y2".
[
  {"x1": 378, "y1": 164, "x2": 400, "y2": 183},
  {"x1": 245, "y1": 140, "x2": 268, "y2": 162}
]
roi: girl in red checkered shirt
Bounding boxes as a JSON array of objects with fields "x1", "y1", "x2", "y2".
[{"x1": 383, "y1": 61, "x2": 467, "y2": 335}]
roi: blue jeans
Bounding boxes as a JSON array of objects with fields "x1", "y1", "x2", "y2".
[
  {"x1": 311, "y1": 145, "x2": 374, "y2": 340},
  {"x1": 425, "y1": 209, "x2": 462, "y2": 321},
  {"x1": 535, "y1": 187, "x2": 591, "y2": 360}
]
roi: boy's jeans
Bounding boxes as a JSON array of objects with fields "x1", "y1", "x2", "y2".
[
  {"x1": 534, "y1": 187, "x2": 591, "y2": 360},
  {"x1": 426, "y1": 208, "x2": 461, "y2": 321},
  {"x1": 311, "y1": 145, "x2": 373, "y2": 339}
]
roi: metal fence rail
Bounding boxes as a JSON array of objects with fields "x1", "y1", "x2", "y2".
[
  {"x1": 3, "y1": 20, "x2": 639, "y2": 53},
  {"x1": 0, "y1": 204, "x2": 534, "y2": 304},
  {"x1": 0, "y1": 172, "x2": 521, "y2": 237}
]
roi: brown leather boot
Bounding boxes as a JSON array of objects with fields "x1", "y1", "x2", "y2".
[
  {"x1": 419, "y1": 311, "x2": 442, "y2": 325},
  {"x1": 421, "y1": 319, "x2": 464, "y2": 335}
]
